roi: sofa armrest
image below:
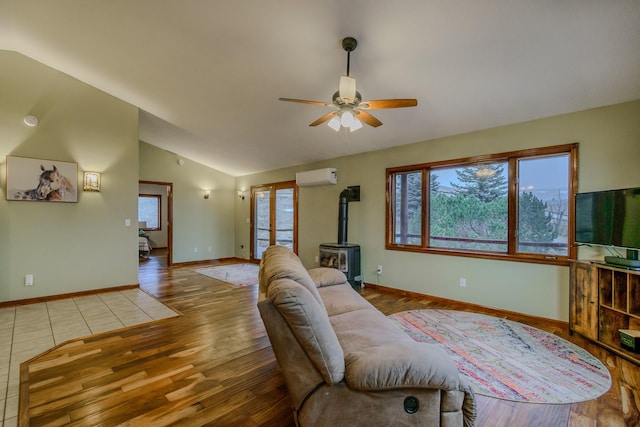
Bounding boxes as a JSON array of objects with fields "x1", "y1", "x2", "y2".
[
  {"x1": 308, "y1": 267, "x2": 348, "y2": 288},
  {"x1": 344, "y1": 341, "x2": 476, "y2": 424},
  {"x1": 344, "y1": 341, "x2": 462, "y2": 392}
]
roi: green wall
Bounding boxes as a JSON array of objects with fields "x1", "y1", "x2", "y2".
[
  {"x1": 0, "y1": 51, "x2": 139, "y2": 302},
  {"x1": 0, "y1": 51, "x2": 237, "y2": 303},
  {"x1": 138, "y1": 141, "x2": 236, "y2": 263},
  {"x1": 3, "y1": 48, "x2": 638, "y2": 322},
  {"x1": 236, "y1": 100, "x2": 640, "y2": 321}
]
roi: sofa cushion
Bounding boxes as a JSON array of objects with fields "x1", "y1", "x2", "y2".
[
  {"x1": 318, "y1": 284, "x2": 376, "y2": 317},
  {"x1": 307, "y1": 267, "x2": 348, "y2": 287},
  {"x1": 329, "y1": 307, "x2": 414, "y2": 350},
  {"x1": 267, "y1": 278, "x2": 345, "y2": 384},
  {"x1": 261, "y1": 245, "x2": 326, "y2": 310}
]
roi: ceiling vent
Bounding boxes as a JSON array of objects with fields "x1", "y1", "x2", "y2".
[{"x1": 296, "y1": 168, "x2": 337, "y2": 187}]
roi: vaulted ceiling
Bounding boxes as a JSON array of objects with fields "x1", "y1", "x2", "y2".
[{"x1": 2, "y1": 1, "x2": 639, "y2": 176}]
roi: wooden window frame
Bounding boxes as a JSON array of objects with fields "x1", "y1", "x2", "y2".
[{"x1": 385, "y1": 143, "x2": 578, "y2": 266}]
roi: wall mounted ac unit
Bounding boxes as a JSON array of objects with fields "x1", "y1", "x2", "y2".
[{"x1": 296, "y1": 168, "x2": 337, "y2": 187}]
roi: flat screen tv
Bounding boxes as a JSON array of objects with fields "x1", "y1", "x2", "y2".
[{"x1": 575, "y1": 187, "x2": 640, "y2": 268}]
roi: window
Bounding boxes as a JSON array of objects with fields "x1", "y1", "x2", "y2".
[
  {"x1": 138, "y1": 194, "x2": 161, "y2": 230},
  {"x1": 429, "y1": 161, "x2": 509, "y2": 252},
  {"x1": 386, "y1": 144, "x2": 578, "y2": 265},
  {"x1": 393, "y1": 171, "x2": 423, "y2": 246}
]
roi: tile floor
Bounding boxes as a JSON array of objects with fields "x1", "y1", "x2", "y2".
[{"x1": 0, "y1": 289, "x2": 178, "y2": 426}]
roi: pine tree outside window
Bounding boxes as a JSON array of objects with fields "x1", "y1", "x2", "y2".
[{"x1": 429, "y1": 162, "x2": 509, "y2": 252}]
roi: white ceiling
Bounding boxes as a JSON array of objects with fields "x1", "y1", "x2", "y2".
[{"x1": 2, "y1": 1, "x2": 640, "y2": 176}]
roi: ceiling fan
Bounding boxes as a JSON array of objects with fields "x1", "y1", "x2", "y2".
[{"x1": 279, "y1": 37, "x2": 418, "y2": 132}]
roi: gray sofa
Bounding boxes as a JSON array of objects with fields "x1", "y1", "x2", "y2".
[{"x1": 257, "y1": 245, "x2": 476, "y2": 427}]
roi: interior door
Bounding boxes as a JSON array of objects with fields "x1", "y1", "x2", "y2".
[
  {"x1": 251, "y1": 181, "x2": 297, "y2": 261},
  {"x1": 138, "y1": 180, "x2": 173, "y2": 266}
]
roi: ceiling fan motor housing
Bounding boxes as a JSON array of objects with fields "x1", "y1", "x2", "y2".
[{"x1": 333, "y1": 90, "x2": 361, "y2": 107}]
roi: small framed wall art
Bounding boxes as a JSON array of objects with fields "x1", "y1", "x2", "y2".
[{"x1": 5, "y1": 155, "x2": 78, "y2": 202}]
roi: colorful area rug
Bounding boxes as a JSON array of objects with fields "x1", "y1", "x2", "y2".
[
  {"x1": 194, "y1": 263, "x2": 259, "y2": 287},
  {"x1": 389, "y1": 309, "x2": 611, "y2": 404}
]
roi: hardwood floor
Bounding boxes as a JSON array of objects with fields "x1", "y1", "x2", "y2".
[{"x1": 18, "y1": 252, "x2": 640, "y2": 426}]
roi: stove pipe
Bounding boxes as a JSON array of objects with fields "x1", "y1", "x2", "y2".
[{"x1": 338, "y1": 188, "x2": 350, "y2": 245}]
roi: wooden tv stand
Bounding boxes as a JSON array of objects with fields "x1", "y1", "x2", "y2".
[{"x1": 569, "y1": 260, "x2": 640, "y2": 365}]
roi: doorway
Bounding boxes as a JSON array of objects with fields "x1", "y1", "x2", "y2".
[
  {"x1": 251, "y1": 180, "x2": 297, "y2": 261},
  {"x1": 139, "y1": 180, "x2": 174, "y2": 266}
]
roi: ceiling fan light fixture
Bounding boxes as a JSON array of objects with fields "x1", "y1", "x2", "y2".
[
  {"x1": 340, "y1": 110, "x2": 354, "y2": 127},
  {"x1": 339, "y1": 76, "x2": 356, "y2": 103},
  {"x1": 328, "y1": 115, "x2": 341, "y2": 131},
  {"x1": 349, "y1": 117, "x2": 363, "y2": 132}
]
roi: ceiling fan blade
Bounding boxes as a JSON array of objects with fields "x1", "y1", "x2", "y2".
[
  {"x1": 279, "y1": 98, "x2": 333, "y2": 107},
  {"x1": 360, "y1": 99, "x2": 418, "y2": 109},
  {"x1": 309, "y1": 111, "x2": 337, "y2": 127},
  {"x1": 357, "y1": 110, "x2": 383, "y2": 127}
]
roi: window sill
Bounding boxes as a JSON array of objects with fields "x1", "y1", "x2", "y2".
[{"x1": 385, "y1": 244, "x2": 570, "y2": 266}]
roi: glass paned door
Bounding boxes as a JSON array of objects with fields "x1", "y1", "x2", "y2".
[
  {"x1": 253, "y1": 188, "x2": 271, "y2": 260},
  {"x1": 275, "y1": 188, "x2": 294, "y2": 251},
  {"x1": 251, "y1": 181, "x2": 297, "y2": 261}
]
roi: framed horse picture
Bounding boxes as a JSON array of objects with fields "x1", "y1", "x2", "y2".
[{"x1": 5, "y1": 156, "x2": 78, "y2": 202}]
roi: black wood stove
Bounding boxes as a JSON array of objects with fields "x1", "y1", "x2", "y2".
[{"x1": 319, "y1": 186, "x2": 362, "y2": 290}]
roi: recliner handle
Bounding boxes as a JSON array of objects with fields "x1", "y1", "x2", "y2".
[{"x1": 404, "y1": 396, "x2": 419, "y2": 414}]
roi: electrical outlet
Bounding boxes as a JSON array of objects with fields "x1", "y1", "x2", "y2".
[
  {"x1": 315, "y1": 255, "x2": 319, "y2": 262},
  {"x1": 376, "y1": 265, "x2": 382, "y2": 275},
  {"x1": 194, "y1": 247, "x2": 198, "y2": 253},
  {"x1": 459, "y1": 277, "x2": 467, "y2": 287}
]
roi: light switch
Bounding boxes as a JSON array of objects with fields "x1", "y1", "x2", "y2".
[{"x1": 125, "y1": 219, "x2": 131, "y2": 227}]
